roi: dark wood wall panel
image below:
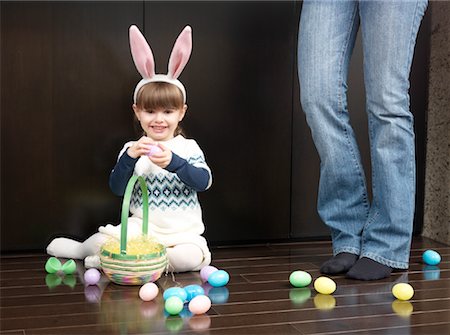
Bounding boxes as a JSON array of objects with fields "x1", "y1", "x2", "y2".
[
  {"x1": 142, "y1": 1, "x2": 296, "y2": 243},
  {"x1": 1, "y1": 2, "x2": 143, "y2": 251}
]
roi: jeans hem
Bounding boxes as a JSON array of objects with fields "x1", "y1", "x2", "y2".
[
  {"x1": 333, "y1": 246, "x2": 360, "y2": 257},
  {"x1": 361, "y1": 252, "x2": 409, "y2": 269}
]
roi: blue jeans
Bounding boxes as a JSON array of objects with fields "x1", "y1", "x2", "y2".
[{"x1": 298, "y1": 0, "x2": 428, "y2": 269}]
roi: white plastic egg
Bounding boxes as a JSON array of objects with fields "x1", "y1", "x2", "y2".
[
  {"x1": 188, "y1": 295, "x2": 211, "y2": 315},
  {"x1": 139, "y1": 282, "x2": 159, "y2": 301}
]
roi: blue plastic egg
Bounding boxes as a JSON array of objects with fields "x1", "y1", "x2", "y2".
[
  {"x1": 207, "y1": 269, "x2": 229, "y2": 287},
  {"x1": 422, "y1": 249, "x2": 441, "y2": 266},
  {"x1": 163, "y1": 287, "x2": 188, "y2": 302},
  {"x1": 184, "y1": 284, "x2": 205, "y2": 302}
]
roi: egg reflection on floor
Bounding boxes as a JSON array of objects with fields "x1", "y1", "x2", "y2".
[
  {"x1": 392, "y1": 300, "x2": 414, "y2": 317},
  {"x1": 423, "y1": 265, "x2": 440, "y2": 281},
  {"x1": 45, "y1": 273, "x2": 62, "y2": 289},
  {"x1": 289, "y1": 288, "x2": 311, "y2": 305},
  {"x1": 313, "y1": 293, "x2": 336, "y2": 310},
  {"x1": 140, "y1": 301, "x2": 160, "y2": 318},
  {"x1": 62, "y1": 275, "x2": 77, "y2": 289},
  {"x1": 165, "y1": 315, "x2": 184, "y2": 332},
  {"x1": 208, "y1": 286, "x2": 229, "y2": 304},
  {"x1": 84, "y1": 284, "x2": 102, "y2": 304},
  {"x1": 189, "y1": 314, "x2": 212, "y2": 331}
]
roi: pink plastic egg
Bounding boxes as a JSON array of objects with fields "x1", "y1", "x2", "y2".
[
  {"x1": 200, "y1": 265, "x2": 218, "y2": 282},
  {"x1": 84, "y1": 268, "x2": 101, "y2": 286},
  {"x1": 139, "y1": 282, "x2": 159, "y2": 301},
  {"x1": 188, "y1": 295, "x2": 211, "y2": 315}
]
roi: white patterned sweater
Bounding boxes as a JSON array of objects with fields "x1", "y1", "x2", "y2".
[{"x1": 116, "y1": 135, "x2": 212, "y2": 236}]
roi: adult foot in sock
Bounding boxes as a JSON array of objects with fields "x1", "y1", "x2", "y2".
[
  {"x1": 346, "y1": 257, "x2": 392, "y2": 280},
  {"x1": 320, "y1": 252, "x2": 359, "y2": 275}
]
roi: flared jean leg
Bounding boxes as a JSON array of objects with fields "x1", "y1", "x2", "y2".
[
  {"x1": 298, "y1": 0, "x2": 368, "y2": 256},
  {"x1": 359, "y1": 0, "x2": 428, "y2": 269}
]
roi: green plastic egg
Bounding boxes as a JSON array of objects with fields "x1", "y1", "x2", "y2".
[
  {"x1": 165, "y1": 296, "x2": 184, "y2": 315},
  {"x1": 289, "y1": 270, "x2": 312, "y2": 288}
]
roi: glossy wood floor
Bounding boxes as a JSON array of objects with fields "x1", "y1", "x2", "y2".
[{"x1": 1, "y1": 236, "x2": 449, "y2": 334}]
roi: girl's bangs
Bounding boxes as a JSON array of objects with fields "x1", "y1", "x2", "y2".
[{"x1": 138, "y1": 83, "x2": 184, "y2": 110}]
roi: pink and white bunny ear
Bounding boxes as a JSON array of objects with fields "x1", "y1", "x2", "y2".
[
  {"x1": 167, "y1": 26, "x2": 192, "y2": 79},
  {"x1": 129, "y1": 25, "x2": 155, "y2": 79}
]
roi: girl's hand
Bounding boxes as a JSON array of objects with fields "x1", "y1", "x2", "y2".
[
  {"x1": 148, "y1": 143, "x2": 172, "y2": 169},
  {"x1": 127, "y1": 136, "x2": 155, "y2": 158}
]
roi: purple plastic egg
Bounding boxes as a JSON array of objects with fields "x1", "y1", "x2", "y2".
[
  {"x1": 200, "y1": 265, "x2": 218, "y2": 282},
  {"x1": 148, "y1": 145, "x2": 163, "y2": 157},
  {"x1": 84, "y1": 268, "x2": 101, "y2": 286}
]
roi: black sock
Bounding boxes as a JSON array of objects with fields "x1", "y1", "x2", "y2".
[
  {"x1": 320, "y1": 252, "x2": 359, "y2": 275},
  {"x1": 346, "y1": 257, "x2": 392, "y2": 280}
]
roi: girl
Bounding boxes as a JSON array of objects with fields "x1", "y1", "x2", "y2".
[{"x1": 47, "y1": 25, "x2": 212, "y2": 273}]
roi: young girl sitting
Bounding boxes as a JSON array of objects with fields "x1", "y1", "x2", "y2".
[{"x1": 47, "y1": 25, "x2": 212, "y2": 273}]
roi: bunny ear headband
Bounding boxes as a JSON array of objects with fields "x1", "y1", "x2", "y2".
[{"x1": 129, "y1": 25, "x2": 192, "y2": 104}]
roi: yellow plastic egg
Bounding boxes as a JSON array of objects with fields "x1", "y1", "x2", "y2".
[
  {"x1": 392, "y1": 283, "x2": 414, "y2": 301},
  {"x1": 314, "y1": 276, "x2": 336, "y2": 295}
]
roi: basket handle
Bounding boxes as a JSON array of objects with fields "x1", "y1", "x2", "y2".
[{"x1": 120, "y1": 175, "x2": 149, "y2": 255}]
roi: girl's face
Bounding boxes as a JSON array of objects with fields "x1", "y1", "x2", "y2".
[{"x1": 133, "y1": 105, "x2": 187, "y2": 142}]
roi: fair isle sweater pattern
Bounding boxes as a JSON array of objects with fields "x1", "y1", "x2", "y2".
[
  {"x1": 131, "y1": 171, "x2": 198, "y2": 211},
  {"x1": 125, "y1": 136, "x2": 211, "y2": 217}
]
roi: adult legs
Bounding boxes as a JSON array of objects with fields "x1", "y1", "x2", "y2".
[
  {"x1": 298, "y1": 0, "x2": 368, "y2": 273},
  {"x1": 347, "y1": 0, "x2": 428, "y2": 279}
]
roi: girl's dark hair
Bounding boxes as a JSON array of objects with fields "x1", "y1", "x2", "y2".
[{"x1": 134, "y1": 82, "x2": 185, "y2": 136}]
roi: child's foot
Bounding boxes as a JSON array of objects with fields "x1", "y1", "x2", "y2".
[
  {"x1": 85, "y1": 255, "x2": 101, "y2": 269},
  {"x1": 346, "y1": 257, "x2": 392, "y2": 280},
  {"x1": 46, "y1": 238, "x2": 82, "y2": 259},
  {"x1": 167, "y1": 244, "x2": 204, "y2": 273},
  {"x1": 320, "y1": 252, "x2": 358, "y2": 274}
]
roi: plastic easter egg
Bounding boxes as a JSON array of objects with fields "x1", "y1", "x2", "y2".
[
  {"x1": 163, "y1": 287, "x2": 188, "y2": 302},
  {"x1": 61, "y1": 259, "x2": 77, "y2": 275},
  {"x1": 314, "y1": 276, "x2": 336, "y2": 295},
  {"x1": 184, "y1": 284, "x2": 205, "y2": 302},
  {"x1": 392, "y1": 283, "x2": 414, "y2": 301},
  {"x1": 188, "y1": 295, "x2": 211, "y2": 315},
  {"x1": 45, "y1": 257, "x2": 62, "y2": 274},
  {"x1": 165, "y1": 296, "x2": 184, "y2": 315},
  {"x1": 207, "y1": 270, "x2": 229, "y2": 287},
  {"x1": 289, "y1": 270, "x2": 312, "y2": 288},
  {"x1": 139, "y1": 282, "x2": 159, "y2": 301},
  {"x1": 148, "y1": 145, "x2": 163, "y2": 157},
  {"x1": 422, "y1": 249, "x2": 441, "y2": 266},
  {"x1": 200, "y1": 265, "x2": 218, "y2": 282},
  {"x1": 84, "y1": 268, "x2": 101, "y2": 286}
]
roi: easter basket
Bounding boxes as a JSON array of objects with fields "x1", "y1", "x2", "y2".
[{"x1": 100, "y1": 175, "x2": 168, "y2": 285}]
